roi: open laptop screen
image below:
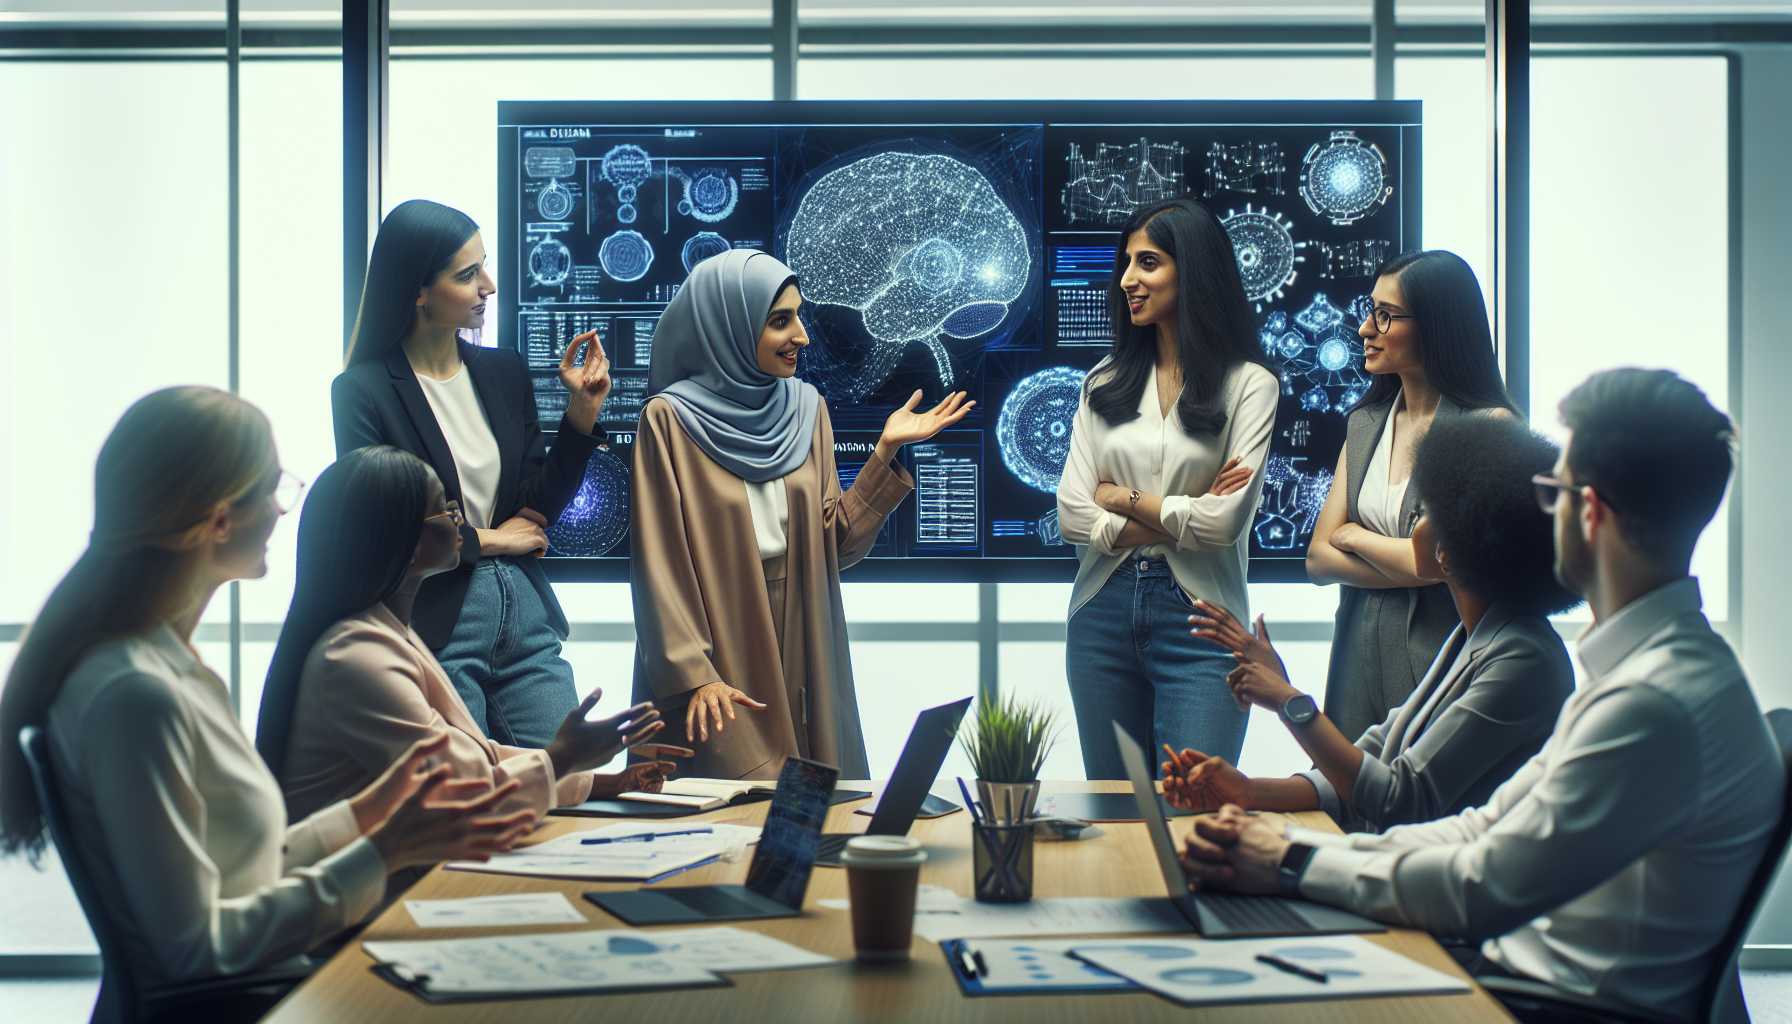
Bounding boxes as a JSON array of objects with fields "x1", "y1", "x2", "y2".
[
  {"x1": 1114, "y1": 724, "x2": 1195, "y2": 902},
  {"x1": 743, "y1": 757, "x2": 839, "y2": 907}
]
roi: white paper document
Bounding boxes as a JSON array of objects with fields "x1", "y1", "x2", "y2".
[
  {"x1": 577, "y1": 926, "x2": 836, "y2": 973},
  {"x1": 444, "y1": 822, "x2": 761, "y2": 882},
  {"x1": 910, "y1": 896, "x2": 1191, "y2": 942},
  {"x1": 1070, "y1": 936, "x2": 1472, "y2": 1007},
  {"x1": 363, "y1": 932, "x2": 721, "y2": 999},
  {"x1": 404, "y1": 892, "x2": 586, "y2": 929}
]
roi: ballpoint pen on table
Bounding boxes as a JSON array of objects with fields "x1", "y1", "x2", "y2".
[
  {"x1": 956, "y1": 943, "x2": 981, "y2": 979},
  {"x1": 1254, "y1": 953, "x2": 1328, "y2": 983},
  {"x1": 581, "y1": 827, "x2": 714, "y2": 845}
]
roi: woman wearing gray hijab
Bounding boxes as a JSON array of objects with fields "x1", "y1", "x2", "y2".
[{"x1": 631, "y1": 249, "x2": 973, "y2": 779}]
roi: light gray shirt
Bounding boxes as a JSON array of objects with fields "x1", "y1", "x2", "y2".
[
  {"x1": 1294, "y1": 578, "x2": 1783, "y2": 1020},
  {"x1": 48, "y1": 625, "x2": 387, "y2": 986},
  {"x1": 1296, "y1": 604, "x2": 1573, "y2": 831}
]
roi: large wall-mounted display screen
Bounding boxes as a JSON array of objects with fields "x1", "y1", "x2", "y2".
[{"x1": 498, "y1": 100, "x2": 1420, "y2": 582}]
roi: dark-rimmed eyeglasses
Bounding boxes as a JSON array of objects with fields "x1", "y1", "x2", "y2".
[
  {"x1": 1368, "y1": 307, "x2": 1416, "y2": 335},
  {"x1": 424, "y1": 501, "x2": 465, "y2": 528},
  {"x1": 1533, "y1": 474, "x2": 1620, "y2": 516}
]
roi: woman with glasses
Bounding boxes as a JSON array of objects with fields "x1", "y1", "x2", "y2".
[
  {"x1": 1165, "y1": 415, "x2": 1578, "y2": 831},
  {"x1": 333, "y1": 200, "x2": 612, "y2": 748},
  {"x1": 1294, "y1": 250, "x2": 1520, "y2": 741},
  {"x1": 0, "y1": 389, "x2": 532, "y2": 1000},
  {"x1": 259, "y1": 446, "x2": 691, "y2": 825}
]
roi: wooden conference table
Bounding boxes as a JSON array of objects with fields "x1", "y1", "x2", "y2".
[{"x1": 264, "y1": 781, "x2": 1510, "y2": 1023}]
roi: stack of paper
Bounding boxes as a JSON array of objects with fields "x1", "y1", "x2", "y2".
[
  {"x1": 446, "y1": 822, "x2": 760, "y2": 883},
  {"x1": 404, "y1": 892, "x2": 586, "y2": 928},
  {"x1": 1070, "y1": 936, "x2": 1471, "y2": 1006},
  {"x1": 364, "y1": 926, "x2": 836, "y2": 1001},
  {"x1": 909, "y1": 895, "x2": 1190, "y2": 942}
]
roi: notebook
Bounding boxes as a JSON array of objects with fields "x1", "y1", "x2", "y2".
[{"x1": 614, "y1": 778, "x2": 778, "y2": 810}]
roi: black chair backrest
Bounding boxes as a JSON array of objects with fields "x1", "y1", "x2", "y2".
[
  {"x1": 1701, "y1": 707, "x2": 1792, "y2": 1022},
  {"x1": 18, "y1": 725, "x2": 139, "y2": 1024}
]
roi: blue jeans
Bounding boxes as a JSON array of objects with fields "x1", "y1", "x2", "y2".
[
  {"x1": 1065, "y1": 557, "x2": 1246, "y2": 780},
  {"x1": 435, "y1": 559, "x2": 578, "y2": 748}
]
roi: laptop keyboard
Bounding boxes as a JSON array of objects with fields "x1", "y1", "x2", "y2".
[
  {"x1": 668, "y1": 887, "x2": 768, "y2": 916},
  {"x1": 1199, "y1": 892, "x2": 1312, "y2": 932}
]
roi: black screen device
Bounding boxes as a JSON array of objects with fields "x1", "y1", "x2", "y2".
[
  {"x1": 585, "y1": 756, "x2": 839, "y2": 925},
  {"x1": 816, "y1": 696, "x2": 973, "y2": 866}
]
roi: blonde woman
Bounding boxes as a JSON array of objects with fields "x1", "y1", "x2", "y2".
[{"x1": 0, "y1": 387, "x2": 531, "y2": 995}]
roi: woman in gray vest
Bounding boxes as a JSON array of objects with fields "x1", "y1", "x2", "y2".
[{"x1": 1300, "y1": 251, "x2": 1518, "y2": 740}]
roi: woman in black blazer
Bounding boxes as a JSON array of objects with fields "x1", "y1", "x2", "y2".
[{"x1": 330, "y1": 199, "x2": 611, "y2": 747}]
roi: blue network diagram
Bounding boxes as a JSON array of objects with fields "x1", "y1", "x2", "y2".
[{"x1": 499, "y1": 101, "x2": 1418, "y2": 581}]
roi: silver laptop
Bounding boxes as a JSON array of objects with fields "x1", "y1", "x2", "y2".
[{"x1": 1114, "y1": 722, "x2": 1383, "y2": 938}]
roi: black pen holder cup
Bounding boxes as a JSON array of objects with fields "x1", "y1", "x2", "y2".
[{"x1": 971, "y1": 822, "x2": 1035, "y2": 903}]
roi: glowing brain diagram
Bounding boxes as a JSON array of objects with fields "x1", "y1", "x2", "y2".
[
  {"x1": 786, "y1": 151, "x2": 1030, "y2": 401},
  {"x1": 997, "y1": 366, "x2": 1084, "y2": 493},
  {"x1": 546, "y1": 450, "x2": 630, "y2": 557}
]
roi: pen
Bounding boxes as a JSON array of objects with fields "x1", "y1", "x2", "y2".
[
  {"x1": 1254, "y1": 953, "x2": 1328, "y2": 983},
  {"x1": 956, "y1": 944, "x2": 980, "y2": 979},
  {"x1": 582, "y1": 827, "x2": 713, "y2": 845},
  {"x1": 389, "y1": 964, "x2": 432, "y2": 985},
  {"x1": 970, "y1": 948, "x2": 988, "y2": 977},
  {"x1": 956, "y1": 777, "x2": 983, "y2": 826}
]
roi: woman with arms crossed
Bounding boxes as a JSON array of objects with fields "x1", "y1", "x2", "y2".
[
  {"x1": 259, "y1": 446, "x2": 692, "y2": 824},
  {"x1": 0, "y1": 388, "x2": 527, "y2": 1008},
  {"x1": 1167, "y1": 414, "x2": 1579, "y2": 831},
  {"x1": 1056, "y1": 198, "x2": 1279, "y2": 778},
  {"x1": 1301, "y1": 250, "x2": 1519, "y2": 741},
  {"x1": 631, "y1": 248, "x2": 972, "y2": 779},
  {"x1": 333, "y1": 199, "x2": 613, "y2": 747}
]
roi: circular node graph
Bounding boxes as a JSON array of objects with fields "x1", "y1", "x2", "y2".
[
  {"x1": 997, "y1": 366, "x2": 1084, "y2": 494},
  {"x1": 546, "y1": 450, "x2": 630, "y2": 557},
  {"x1": 598, "y1": 230, "x2": 654, "y2": 283},
  {"x1": 527, "y1": 238, "x2": 572, "y2": 287},
  {"x1": 1300, "y1": 130, "x2": 1393, "y2": 226},
  {"x1": 536, "y1": 180, "x2": 574, "y2": 221},
  {"x1": 680, "y1": 231, "x2": 732, "y2": 274},
  {"x1": 1221, "y1": 204, "x2": 1301, "y2": 307}
]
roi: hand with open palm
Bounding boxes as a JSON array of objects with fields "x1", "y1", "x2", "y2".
[{"x1": 877, "y1": 390, "x2": 975, "y2": 455}]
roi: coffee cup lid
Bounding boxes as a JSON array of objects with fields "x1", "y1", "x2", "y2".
[{"x1": 841, "y1": 835, "x2": 926, "y2": 866}]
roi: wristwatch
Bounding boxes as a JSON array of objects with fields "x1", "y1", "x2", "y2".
[
  {"x1": 1279, "y1": 692, "x2": 1319, "y2": 727},
  {"x1": 1278, "y1": 841, "x2": 1317, "y2": 897}
]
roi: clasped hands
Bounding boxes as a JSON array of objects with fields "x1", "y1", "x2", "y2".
[{"x1": 1176, "y1": 804, "x2": 1291, "y2": 896}]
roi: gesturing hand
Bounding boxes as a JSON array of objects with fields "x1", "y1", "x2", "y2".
[
  {"x1": 559, "y1": 329, "x2": 612, "y2": 436},
  {"x1": 1188, "y1": 601, "x2": 1288, "y2": 680},
  {"x1": 367, "y1": 771, "x2": 536, "y2": 871},
  {"x1": 1227, "y1": 660, "x2": 1301, "y2": 713},
  {"x1": 686, "y1": 681, "x2": 768, "y2": 743},
  {"x1": 1206, "y1": 457, "x2": 1255, "y2": 497},
  {"x1": 545, "y1": 689, "x2": 666, "y2": 777},
  {"x1": 878, "y1": 390, "x2": 975, "y2": 450},
  {"x1": 591, "y1": 746, "x2": 693, "y2": 797},
  {"x1": 1161, "y1": 745, "x2": 1252, "y2": 813},
  {"x1": 349, "y1": 732, "x2": 455, "y2": 834}
]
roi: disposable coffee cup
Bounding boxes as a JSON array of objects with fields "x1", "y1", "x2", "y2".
[{"x1": 840, "y1": 835, "x2": 927, "y2": 963}]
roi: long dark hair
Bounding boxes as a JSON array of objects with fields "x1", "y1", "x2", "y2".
[
  {"x1": 1087, "y1": 198, "x2": 1268, "y2": 436},
  {"x1": 345, "y1": 199, "x2": 480, "y2": 366},
  {"x1": 1356, "y1": 250, "x2": 1516, "y2": 413},
  {"x1": 256, "y1": 446, "x2": 434, "y2": 774}
]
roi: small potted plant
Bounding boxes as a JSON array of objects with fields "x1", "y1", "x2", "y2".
[{"x1": 958, "y1": 693, "x2": 1059, "y2": 825}]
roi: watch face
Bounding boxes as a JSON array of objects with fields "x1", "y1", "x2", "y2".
[{"x1": 1283, "y1": 694, "x2": 1319, "y2": 724}]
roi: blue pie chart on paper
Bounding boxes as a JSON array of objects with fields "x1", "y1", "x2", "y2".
[
  {"x1": 1160, "y1": 967, "x2": 1255, "y2": 986},
  {"x1": 606, "y1": 936, "x2": 661, "y2": 956},
  {"x1": 1273, "y1": 945, "x2": 1355, "y2": 960}
]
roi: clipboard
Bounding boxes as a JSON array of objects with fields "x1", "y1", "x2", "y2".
[
  {"x1": 371, "y1": 962, "x2": 731, "y2": 1003},
  {"x1": 940, "y1": 939, "x2": 1136, "y2": 997}
]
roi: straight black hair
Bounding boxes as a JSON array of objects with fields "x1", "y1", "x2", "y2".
[
  {"x1": 344, "y1": 199, "x2": 480, "y2": 366},
  {"x1": 255, "y1": 446, "x2": 434, "y2": 774},
  {"x1": 1356, "y1": 250, "x2": 1517, "y2": 414},
  {"x1": 1087, "y1": 198, "x2": 1270, "y2": 436}
]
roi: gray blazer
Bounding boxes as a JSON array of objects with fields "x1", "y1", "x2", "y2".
[
  {"x1": 1299, "y1": 603, "x2": 1575, "y2": 832},
  {"x1": 1321, "y1": 396, "x2": 1464, "y2": 740}
]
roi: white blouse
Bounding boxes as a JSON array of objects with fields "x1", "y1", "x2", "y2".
[
  {"x1": 47, "y1": 625, "x2": 387, "y2": 987},
  {"x1": 743, "y1": 476, "x2": 790, "y2": 563},
  {"x1": 416, "y1": 362, "x2": 502, "y2": 530},
  {"x1": 1057, "y1": 360, "x2": 1280, "y2": 620},
  {"x1": 1357, "y1": 392, "x2": 1409, "y2": 538}
]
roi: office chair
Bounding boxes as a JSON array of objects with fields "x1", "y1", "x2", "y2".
[
  {"x1": 18, "y1": 726, "x2": 308, "y2": 1024},
  {"x1": 1478, "y1": 707, "x2": 1792, "y2": 1024}
]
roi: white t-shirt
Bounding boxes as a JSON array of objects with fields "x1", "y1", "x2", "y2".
[
  {"x1": 415, "y1": 363, "x2": 502, "y2": 530},
  {"x1": 743, "y1": 476, "x2": 791, "y2": 563}
]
